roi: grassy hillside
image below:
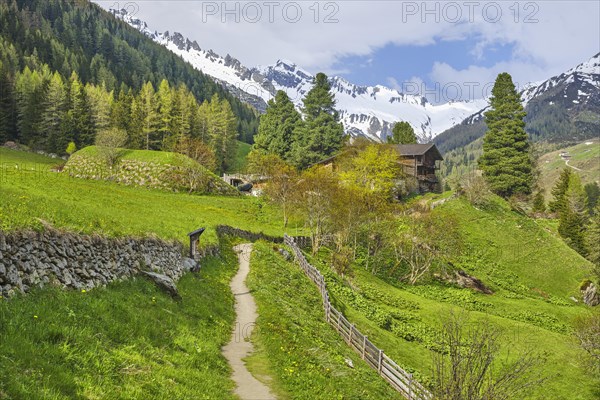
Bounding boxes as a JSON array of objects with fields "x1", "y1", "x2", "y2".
[
  {"x1": 538, "y1": 139, "x2": 600, "y2": 201},
  {"x1": 246, "y1": 241, "x2": 403, "y2": 399},
  {"x1": 303, "y1": 196, "x2": 597, "y2": 399},
  {"x1": 0, "y1": 148, "x2": 289, "y2": 245},
  {"x1": 227, "y1": 141, "x2": 252, "y2": 173},
  {"x1": 0, "y1": 249, "x2": 238, "y2": 399}
]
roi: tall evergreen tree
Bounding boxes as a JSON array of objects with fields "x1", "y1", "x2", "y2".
[
  {"x1": 65, "y1": 71, "x2": 93, "y2": 147},
  {"x1": 584, "y1": 182, "x2": 600, "y2": 216},
  {"x1": 479, "y1": 73, "x2": 532, "y2": 197},
  {"x1": 40, "y1": 71, "x2": 67, "y2": 152},
  {"x1": 549, "y1": 168, "x2": 572, "y2": 214},
  {"x1": 0, "y1": 62, "x2": 16, "y2": 143},
  {"x1": 15, "y1": 66, "x2": 48, "y2": 146},
  {"x1": 387, "y1": 121, "x2": 417, "y2": 144},
  {"x1": 586, "y1": 204, "x2": 600, "y2": 278},
  {"x1": 293, "y1": 73, "x2": 345, "y2": 169},
  {"x1": 558, "y1": 173, "x2": 588, "y2": 255},
  {"x1": 253, "y1": 90, "x2": 302, "y2": 162}
]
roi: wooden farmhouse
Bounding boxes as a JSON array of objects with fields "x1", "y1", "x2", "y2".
[
  {"x1": 315, "y1": 143, "x2": 444, "y2": 193},
  {"x1": 391, "y1": 143, "x2": 443, "y2": 192}
]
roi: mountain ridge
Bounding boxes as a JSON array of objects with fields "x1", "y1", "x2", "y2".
[{"x1": 110, "y1": 8, "x2": 487, "y2": 143}]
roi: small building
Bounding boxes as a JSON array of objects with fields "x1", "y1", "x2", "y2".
[
  {"x1": 313, "y1": 143, "x2": 444, "y2": 193},
  {"x1": 391, "y1": 143, "x2": 443, "y2": 193}
]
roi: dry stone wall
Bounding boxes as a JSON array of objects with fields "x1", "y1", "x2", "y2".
[{"x1": 0, "y1": 229, "x2": 185, "y2": 298}]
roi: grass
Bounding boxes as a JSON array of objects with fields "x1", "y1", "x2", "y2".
[
  {"x1": 538, "y1": 138, "x2": 600, "y2": 200},
  {"x1": 74, "y1": 146, "x2": 197, "y2": 166},
  {"x1": 246, "y1": 241, "x2": 403, "y2": 400},
  {"x1": 227, "y1": 141, "x2": 252, "y2": 173},
  {"x1": 0, "y1": 245, "x2": 239, "y2": 399},
  {"x1": 303, "y1": 196, "x2": 598, "y2": 399},
  {"x1": 0, "y1": 148, "x2": 291, "y2": 245}
]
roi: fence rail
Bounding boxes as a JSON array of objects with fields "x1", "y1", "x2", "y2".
[{"x1": 284, "y1": 235, "x2": 433, "y2": 400}]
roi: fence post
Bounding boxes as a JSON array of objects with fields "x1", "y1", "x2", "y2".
[
  {"x1": 349, "y1": 323, "x2": 354, "y2": 345},
  {"x1": 408, "y1": 373, "x2": 413, "y2": 400},
  {"x1": 378, "y1": 350, "x2": 383, "y2": 374},
  {"x1": 362, "y1": 336, "x2": 367, "y2": 359}
]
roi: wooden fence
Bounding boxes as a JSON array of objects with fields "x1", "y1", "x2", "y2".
[{"x1": 284, "y1": 235, "x2": 433, "y2": 400}]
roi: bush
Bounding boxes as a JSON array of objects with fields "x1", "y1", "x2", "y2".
[
  {"x1": 95, "y1": 128, "x2": 127, "y2": 166},
  {"x1": 459, "y1": 171, "x2": 491, "y2": 207}
]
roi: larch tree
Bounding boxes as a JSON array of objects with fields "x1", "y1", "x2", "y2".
[
  {"x1": 479, "y1": 73, "x2": 532, "y2": 197},
  {"x1": 40, "y1": 71, "x2": 67, "y2": 153}
]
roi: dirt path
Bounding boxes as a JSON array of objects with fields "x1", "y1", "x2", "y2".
[
  {"x1": 222, "y1": 243, "x2": 276, "y2": 400},
  {"x1": 565, "y1": 158, "x2": 583, "y2": 171}
]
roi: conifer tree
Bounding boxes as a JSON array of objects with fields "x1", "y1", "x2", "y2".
[
  {"x1": 293, "y1": 73, "x2": 345, "y2": 169},
  {"x1": 253, "y1": 90, "x2": 302, "y2": 162},
  {"x1": 15, "y1": 66, "x2": 48, "y2": 146},
  {"x1": 479, "y1": 73, "x2": 532, "y2": 197},
  {"x1": 586, "y1": 204, "x2": 600, "y2": 278},
  {"x1": 549, "y1": 168, "x2": 572, "y2": 214},
  {"x1": 584, "y1": 182, "x2": 600, "y2": 215},
  {"x1": 66, "y1": 72, "x2": 93, "y2": 147},
  {"x1": 138, "y1": 81, "x2": 158, "y2": 150},
  {"x1": 558, "y1": 173, "x2": 588, "y2": 255},
  {"x1": 387, "y1": 121, "x2": 417, "y2": 144},
  {"x1": 40, "y1": 71, "x2": 67, "y2": 152},
  {"x1": 157, "y1": 79, "x2": 173, "y2": 148},
  {"x1": 0, "y1": 62, "x2": 16, "y2": 143}
]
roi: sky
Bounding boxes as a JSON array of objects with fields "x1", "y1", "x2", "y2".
[{"x1": 95, "y1": 1, "x2": 600, "y2": 103}]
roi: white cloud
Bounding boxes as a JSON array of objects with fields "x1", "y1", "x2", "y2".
[{"x1": 96, "y1": 0, "x2": 599, "y2": 97}]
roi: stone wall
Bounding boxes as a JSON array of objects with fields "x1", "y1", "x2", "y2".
[
  {"x1": 64, "y1": 152, "x2": 239, "y2": 196},
  {"x1": 0, "y1": 229, "x2": 185, "y2": 298}
]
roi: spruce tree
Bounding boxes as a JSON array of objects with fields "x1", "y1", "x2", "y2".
[
  {"x1": 584, "y1": 182, "x2": 600, "y2": 215},
  {"x1": 549, "y1": 168, "x2": 572, "y2": 214},
  {"x1": 66, "y1": 72, "x2": 93, "y2": 147},
  {"x1": 586, "y1": 205, "x2": 600, "y2": 279},
  {"x1": 293, "y1": 73, "x2": 345, "y2": 169},
  {"x1": 558, "y1": 173, "x2": 588, "y2": 256},
  {"x1": 479, "y1": 73, "x2": 532, "y2": 197},
  {"x1": 253, "y1": 90, "x2": 302, "y2": 162},
  {"x1": 387, "y1": 121, "x2": 417, "y2": 144},
  {"x1": 0, "y1": 62, "x2": 16, "y2": 143}
]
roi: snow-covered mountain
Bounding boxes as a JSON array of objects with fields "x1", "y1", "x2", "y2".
[
  {"x1": 111, "y1": 8, "x2": 486, "y2": 142},
  {"x1": 434, "y1": 53, "x2": 600, "y2": 153}
]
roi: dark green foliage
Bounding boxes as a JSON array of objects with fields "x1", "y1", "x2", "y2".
[
  {"x1": 387, "y1": 121, "x2": 417, "y2": 144},
  {"x1": 558, "y1": 173, "x2": 588, "y2": 256},
  {"x1": 292, "y1": 73, "x2": 345, "y2": 169},
  {"x1": 434, "y1": 119, "x2": 486, "y2": 155},
  {"x1": 0, "y1": 61, "x2": 17, "y2": 143},
  {"x1": 0, "y1": 0, "x2": 258, "y2": 146},
  {"x1": 253, "y1": 90, "x2": 302, "y2": 163},
  {"x1": 549, "y1": 168, "x2": 572, "y2": 213},
  {"x1": 586, "y1": 205, "x2": 600, "y2": 279},
  {"x1": 584, "y1": 182, "x2": 600, "y2": 215},
  {"x1": 479, "y1": 73, "x2": 533, "y2": 197},
  {"x1": 532, "y1": 191, "x2": 546, "y2": 213}
]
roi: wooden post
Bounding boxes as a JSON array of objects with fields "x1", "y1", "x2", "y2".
[
  {"x1": 349, "y1": 323, "x2": 354, "y2": 344},
  {"x1": 378, "y1": 350, "x2": 383, "y2": 373},
  {"x1": 362, "y1": 336, "x2": 367, "y2": 359},
  {"x1": 408, "y1": 373, "x2": 413, "y2": 400}
]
